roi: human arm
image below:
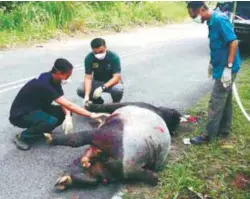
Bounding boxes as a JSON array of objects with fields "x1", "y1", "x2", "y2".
[
  {"x1": 104, "y1": 55, "x2": 121, "y2": 88},
  {"x1": 218, "y1": 16, "x2": 238, "y2": 87},
  {"x1": 227, "y1": 40, "x2": 238, "y2": 65},
  {"x1": 62, "y1": 106, "x2": 71, "y2": 116},
  {"x1": 219, "y1": 16, "x2": 238, "y2": 65},
  {"x1": 84, "y1": 55, "x2": 94, "y2": 100},
  {"x1": 55, "y1": 96, "x2": 93, "y2": 117},
  {"x1": 93, "y1": 56, "x2": 121, "y2": 99},
  {"x1": 55, "y1": 96, "x2": 110, "y2": 122},
  {"x1": 103, "y1": 73, "x2": 121, "y2": 89},
  {"x1": 83, "y1": 74, "x2": 93, "y2": 104}
]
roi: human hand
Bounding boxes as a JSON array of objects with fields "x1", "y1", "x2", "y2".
[
  {"x1": 62, "y1": 114, "x2": 73, "y2": 134},
  {"x1": 83, "y1": 95, "x2": 90, "y2": 107},
  {"x1": 90, "y1": 113, "x2": 110, "y2": 127},
  {"x1": 208, "y1": 63, "x2": 213, "y2": 79},
  {"x1": 93, "y1": 86, "x2": 104, "y2": 99},
  {"x1": 221, "y1": 67, "x2": 232, "y2": 88}
]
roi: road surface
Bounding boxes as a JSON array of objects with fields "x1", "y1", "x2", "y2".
[{"x1": 0, "y1": 23, "x2": 212, "y2": 199}]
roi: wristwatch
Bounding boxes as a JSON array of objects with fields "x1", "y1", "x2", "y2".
[
  {"x1": 227, "y1": 63, "x2": 233, "y2": 68},
  {"x1": 102, "y1": 85, "x2": 106, "y2": 91}
]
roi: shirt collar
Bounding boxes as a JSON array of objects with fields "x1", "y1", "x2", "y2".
[
  {"x1": 207, "y1": 10, "x2": 216, "y2": 26},
  {"x1": 49, "y1": 71, "x2": 59, "y2": 86}
]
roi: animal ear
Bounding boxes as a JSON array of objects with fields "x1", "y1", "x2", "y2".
[
  {"x1": 159, "y1": 107, "x2": 181, "y2": 118},
  {"x1": 157, "y1": 107, "x2": 182, "y2": 133}
]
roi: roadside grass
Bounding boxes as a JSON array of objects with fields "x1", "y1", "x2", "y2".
[
  {"x1": 124, "y1": 58, "x2": 250, "y2": 199},
  {"x1": 0, "y1": 2, "x2": 188, "y2": 48}
]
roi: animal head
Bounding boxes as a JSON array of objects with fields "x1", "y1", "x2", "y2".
[{"x1": 157, "y1": 107, "x2": 181, "y2": 133}]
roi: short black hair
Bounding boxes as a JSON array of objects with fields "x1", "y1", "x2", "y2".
[
  {"x1": 52, "y1": 58, "x2": 73, "y2": 73},
  {"x1": 187, "y1": 1, "x2": 208, "y2": 11},
  {"x1": 90, "y1": 38, "x2": 106, "y2": 49}
]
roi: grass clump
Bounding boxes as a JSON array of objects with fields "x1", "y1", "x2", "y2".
[{"x1": 0, "y1": 2, "x2": 188, "y2": 48}]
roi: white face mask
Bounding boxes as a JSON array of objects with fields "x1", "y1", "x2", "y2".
[
  {"x1": 61, "y1": 78, "x2": 72, "y2": 85},
  {"x1": 193, "y1": 15, "x2": 202, "y2": 24},
  {"x1": 94, "y1": 51, "x2": 107, "y2": 60}
]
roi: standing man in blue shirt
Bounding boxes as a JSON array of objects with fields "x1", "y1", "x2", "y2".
[
  {"x1": 186, "y1": 1, "x2": 241, "y2": 144},
  {"x1": 9, "y1": 58, "x2": 109, "y2": 151}
]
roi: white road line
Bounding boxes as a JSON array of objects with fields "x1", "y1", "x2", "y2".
[
  {"x1": 0, "y1": 49, "x2": 145, "y2": 95},
  {"x1": 0, "y1": 77, "x2": 36, "y2": 88},
  {"x1": 0, "y1": 63, "x2": 83, "y2": 89},
  {"x1": 0, "y1": 84, "x2": 25, "y2": 94}
]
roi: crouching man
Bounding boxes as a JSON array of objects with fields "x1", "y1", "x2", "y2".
[
  {"x1": 9, "y1": 58, "x2": 109, "y2": 151},
  {"x1": 77, "y1": 38, "x2": 124, "y2": 105}
]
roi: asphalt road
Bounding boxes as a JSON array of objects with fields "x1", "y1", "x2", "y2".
[{"x1": 0, "y1": 23, "x2": 213, "y2": 199}]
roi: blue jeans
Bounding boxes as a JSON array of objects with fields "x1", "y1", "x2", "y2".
[{"x1": 10, "y1": 105, "x2": 65, "y2": 142}]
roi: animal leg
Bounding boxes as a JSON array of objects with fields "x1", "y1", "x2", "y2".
[
  {"x1": 86, "y1": 102, "x2": 154, "y2": 113},
  {"x1": 44, "y1": 128, "x2": 98, "y2": 148},
  {"x1": 86, "y1": 103, "x2": 128, "y2": 113},
  {"x1": 102, "y1": 159, "x2": 124, "y2": 181},
  {"x1": 54, "y1": 172, "x2": 99, "y2": 191},
  {"x1": 126, "y1": 168, "x2": 159, "y2": 186}
]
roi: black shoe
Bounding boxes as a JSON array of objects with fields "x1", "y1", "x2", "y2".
[
  {"x1": 13, "y1": 134, "x2": 31, "y2": 151},
  {"x1": 92, "y1": 97, "x2": 104, "y2": 104},
  {"x1": 190, "y1": 134, "x2": 210, "y2": 145}
]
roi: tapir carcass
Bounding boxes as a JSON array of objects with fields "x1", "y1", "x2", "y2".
[{"x1": 45, "y1": 102, "x2": 182, "y2": 190}]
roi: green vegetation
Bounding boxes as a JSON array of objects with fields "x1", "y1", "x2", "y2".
[
  {"x1": 0, "y1": 2, "x2": 188, "y2": 48},
  {"x1": 124, "y1": 58, "x2": 250, "y2": 199}
]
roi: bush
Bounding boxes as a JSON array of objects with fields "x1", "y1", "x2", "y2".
[{"x1": 0, "y1": 2, "x2": 188, "y2": 48}]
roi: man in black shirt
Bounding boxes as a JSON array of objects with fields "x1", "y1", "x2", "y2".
[{"x1": 9, "y1": 58, "x2": 109, "y2": 151}]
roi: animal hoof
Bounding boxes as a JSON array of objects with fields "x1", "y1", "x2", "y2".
[
  {"x1": 80, "y1": 157, "x2": 91, "y2": 168},
  {"x1": 82, "y1": 161, "x2": 91, "y2": 168},
  {"x1": 44, "y1": 133, "x2": 53, "y2": 145},
  {"x1": 148, "y1": 173, "x2": 159, "y2": 186},
  {"x1": 54, "y1": 175, "x2": 72, "y2": 191},
  {"x1": 150, "y1": 177, "x2": 159, "y2": 186}
]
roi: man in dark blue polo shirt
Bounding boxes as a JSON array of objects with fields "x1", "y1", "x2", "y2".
[
  {"x1": 9, "y1": 58, "x2": 109, "y2": 150},
  {"x1": 186, "y1": 1, "x2": 241, "y2": 144},
  {"x1": 77, "y1": 38, "x2": 124, "y2": 105}
]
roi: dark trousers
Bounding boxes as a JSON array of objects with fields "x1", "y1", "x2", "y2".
[
  {"x1": 77, "y1": 80, "x2": 124, "y2": 103},
  {"x1": 205, "y1": 74, "x2": 237, "y2": 139},
  {"x1": 10, "y1": 105, "x2": 65, "y2": 142}
]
